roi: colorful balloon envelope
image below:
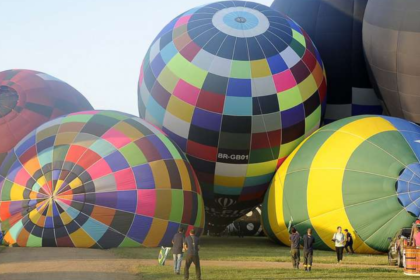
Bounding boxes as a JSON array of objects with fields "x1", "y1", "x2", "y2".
[
  {"x1": 138, "y1": 1, "x2": 327, "y2": 226},
  {"x1": 0, "y1": 69, "x2": 93, "y2": 165},
  {"x1": 0, "y1": 111, "x2": 204, "y2": 248},
  {"x1": 262, "y1": 116, "x2": 420, "y2": 253},
  {"x1": 271, "y1": 0, "x2": 383, "y2": 123}
]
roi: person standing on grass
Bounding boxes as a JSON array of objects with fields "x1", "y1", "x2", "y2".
[
  {"x1": 289, "y1": 227, "x2": 301, "y2": 269},
  {"x1": 172, "y1": 227, "x2": 185, "y2": 275},
  {"x1": 303, "y1": 228, "x2": 315, "y2": 271},
  {"x1": 344, "y1": 229, "x2": 354, "y2": 254},
  {"x1": 332, "y1": 226, "x2": 346, "y2": 263},
  {"x1": 184, "y1": 229, "x2": 201, "y2": 280}
]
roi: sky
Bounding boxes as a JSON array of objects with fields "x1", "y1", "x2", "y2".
[{"x1": 0, "y1": 0, "x2": 272, "y2": 116}]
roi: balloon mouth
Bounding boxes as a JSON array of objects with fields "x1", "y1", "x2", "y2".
[
  {"x1": 0, "y1": 85, "x2": 18, "y2": 117},
  {"x1": 396, "y1": 163, "x2": 420, "y2": 217}
]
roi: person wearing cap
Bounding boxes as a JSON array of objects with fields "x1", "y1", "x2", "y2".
[
  {"x1": 172, "y1": 227, "x2": 185, "y2": 274},
  {"x1": 303, "y1": 228, "x2": 315, "y2": 271},
  {"x1": 184, "y1": 229, "x2": 201, "y2": 280},
  {"x1": 289, "y1": 227, "x2": 301, "y2": 269},
  {"x1": 344, "y1": 229, "x2": 354, "y2": 254}
]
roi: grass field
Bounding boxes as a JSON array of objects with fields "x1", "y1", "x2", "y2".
[
  {"x1": 137, "y1": 266, "x2": 405, "y2": 280},
  {"x1": 112, "y1": 236, "x2": 405, "y2": 279},
  {"x1": 113, "y1": 236, "x2": 388, "y2": 265}
]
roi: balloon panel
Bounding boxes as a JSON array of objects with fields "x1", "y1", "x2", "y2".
[{"x1": 363, "y1": 0, "x2": 420, "y2": 123}]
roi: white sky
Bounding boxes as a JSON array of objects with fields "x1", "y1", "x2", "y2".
[{"x1": 0, "y1": 0, "x2": 272, "y2": 115}]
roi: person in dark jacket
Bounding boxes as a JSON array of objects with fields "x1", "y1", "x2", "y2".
[
  {"x1": 184, "y1": 229, "x2": 201, "y2": 280},
  {"x1": 344, "y1": 229, "x2": 354, "y2": 254},
  {"x1": 289, "y1": 227, "x2": 301, "y2": 269},
  {"x1": 303, "y1": 228, "x2": 315, "y2": 271},
  {"x1": 172, "y1": 228, "x2": 185, "y2": 274}
]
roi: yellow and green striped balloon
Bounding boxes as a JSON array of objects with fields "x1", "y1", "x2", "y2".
[{"x1": 262, "y1": 116, "x2": 420, "y2": 253}]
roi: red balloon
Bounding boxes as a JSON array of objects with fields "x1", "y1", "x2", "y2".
[{"x1": 0, "y1": 69, "x2": 93, "y2": 165}]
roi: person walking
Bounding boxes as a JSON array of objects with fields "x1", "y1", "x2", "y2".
[
  {"x1": 333, "y1": 226, "x2": 346, "y2": 263},
  {"x1": 184, "y1": 229, "x2": 201, "y2": 280},
  {"x1": 172, "y1": 228, "x2": 185, "y2": 274},
  {"x1": 289, "y1": 227, "x2": 301, "y2": 269},
  {"x1": 344, "y1": 229, "x2": 354, "y2": 254},
  {"x1": 303, "y1": 228, "x2": 315, "y2": 271}
]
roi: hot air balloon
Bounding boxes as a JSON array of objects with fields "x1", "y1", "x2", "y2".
[
  {"x1": 0, "y1": 69, "x2": 93, "y2": 166},
  {"x1": 0, "y1": 111, "x2": 204, "y2": 248},
  {"x1": 363, "y1": 0, "x2": 420, "y2": 123},
  {"x1": 262, "y1": 115, "x2": 420, "y2": 253},
  {"x1": 138, "y1": 1, "x2": 327, "y2": 227},
  {"x1": 271, "y1": 0, "x2": 383, "y2": 123}
]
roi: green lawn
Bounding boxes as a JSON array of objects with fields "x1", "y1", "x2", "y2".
[
  {"x1": 113, "y1": 236, "x2": 388, "y2": 266},
  {"x1": 137, "y1": 266, "x2": 405, "y2": 280},
  {"x1": 112, "y1": 237, "x2": 403, "y2": 279}
]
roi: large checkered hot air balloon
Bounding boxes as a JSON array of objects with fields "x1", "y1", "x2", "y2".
[
  {"x1": 0, "y1": 111, "x2": 204, "y2": 248},
  {"x1": 138, "y1": 1, "x2": 327, "y2": 227},
  {"x1": 262, "y1": 116, "x2": 420, "y2": 253},
  {"x1": 0, "y1": 69, "x2": 93, "y2": 166}
]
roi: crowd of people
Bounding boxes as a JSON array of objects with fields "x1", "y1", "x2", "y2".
[{"x1": 290, "y1": 226, "x2": 355, "y2": 271}]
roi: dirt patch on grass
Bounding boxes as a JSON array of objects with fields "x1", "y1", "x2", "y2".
[{"x1": 0, "y1": 247, "x2": 139, "y2": 280}]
